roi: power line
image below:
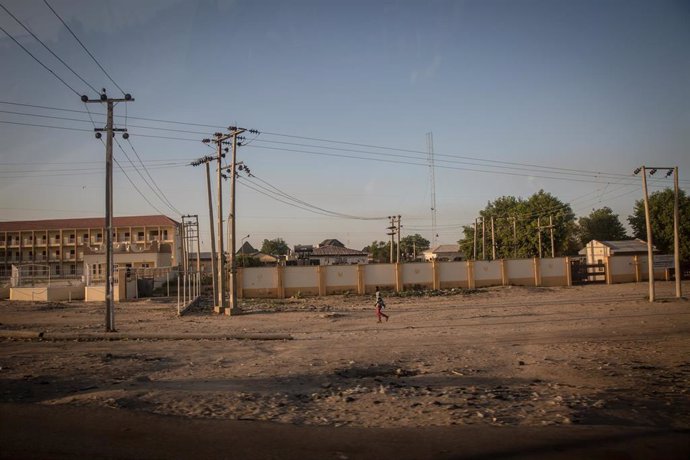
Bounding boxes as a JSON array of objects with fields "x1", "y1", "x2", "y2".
[
  {"x1": 0, "y1": 2, "x2": 100, "y2": 95},
  {"x1": 42, "y1": 0, "x2": 126, "y2": 95},
  {"x1": 1, "y1": 100, "x2": 687, "y2": 186},
  {"x1": 124, "y1": 138, "x2": 183, "y2": 215},
  {"x1": 0, "y1": 24, "x2": 81, "y2": 97},
  {"x1": 245, "y1": 173, "x2": 387, "y2": 221}
]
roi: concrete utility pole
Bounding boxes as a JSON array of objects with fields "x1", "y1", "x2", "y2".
[
  {"x1": 512, "y1": 217, "x2": 517, "y2": 258},
  {"x1": 387, "y1": 216, "x2": 396, "y2": 264},
  {"x1": 491, "y1": 216, "x2": 496, "y2": 260},
  {"x1": 396, "y1": 215, "x2": 401, "y2": 264},
  {"x1": 673, "y1": 167, "x2": 681, "y2": 298},
  {"x1": 635, "y1": 166, "x2": 682, "y2": 301},
  {"x1": 473, "y1": 218, "x2": 478, "y2": 260},
  {"x1": 190, "y1": 155, "x2": 218, "y2": 307},
  {"x1": 82, "y1": 90, "x2": 133, "y2": 333},
  {"x1": 549, "y1": 215, "x2": 555, "y2": 258},
  {"x1": 202, "y1": 133, "x2": 233, "y2": 312},
  {"x1": 482, "y1": 217, "x2": 486, "y2": 260},
  {"x1": 227, "y1": 127, "x2": 245, "y2": 315},
  {"x1": 537, "y1": 217, "x2": 542, "y2": 259},
  {"x1": 640, "y1": 166, "x2": 655, "y2": 302}
]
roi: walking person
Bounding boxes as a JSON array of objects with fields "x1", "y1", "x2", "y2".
[{"x1": 375, "y1": 286, "x2": 389, "y2": 323}]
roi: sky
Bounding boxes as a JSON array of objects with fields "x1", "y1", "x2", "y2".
[{"x1": 1, "y1": 0, "x2": 689, "y2": 252}]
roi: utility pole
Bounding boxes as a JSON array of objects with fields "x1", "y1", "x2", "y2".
[
  {"x1": 549, "y1": 215, "x2": 555, "y2": 258},
  {"x1": 673, "y1": 167, "x2": 681, "y2": 298},
  {"x1": 634, "y1": 166, "x2": 682, "y2": 300},
  {"x1": 396, "y1": 215, "x2": 401, "y2": 263},
  {"x1": 537, "y1": 217, "x2": 542, "y2": 259},
  {"x1": 473, "y1": 218, "x2": 478, "y2": 260},
  {"x1": 227, "y1": 126, "x2": 245, "y2": 316},
  {"x1": 82, "y1": 90, "x2": 133, "y2": 333},
  {"x1": 512, "y1": 217, "x2": 517, "y2": 259},
  {"x1": 203, "y1": 133, "x2": 232, "y2": 312},
  {"x1": 190, "y1": 155, "x2": 218, "y2": 307},
  {"x1": 387, "y1": 216, "x2": 396, "y2": 264},
  {"x1": 482, "y1": 217, "x2": 486, "y2": 260},
  {"x1": 640, "y1": 166, "x2": 655, "y2": 302},
  {"x1": 490, "y1": 216, "x2": 496, "y2": 260}
]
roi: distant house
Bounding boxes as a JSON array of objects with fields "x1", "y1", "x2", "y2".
[
  {"x1": 309, "y1": 245, "x2": 368, "y2": 266},
  {"x1": 319, "y1": 239, "x2": 345, "y2": 248},
  {"x1": 423, "y1": 244, "x2": 464, "y2": 262},
  {"x1": 579, "y1": 239, "x2": 657, "y2": 265}
]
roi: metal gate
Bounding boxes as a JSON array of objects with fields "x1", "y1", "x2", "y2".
[{"x1": 571, "y1": 258, "x2": 606, "y2": 284}]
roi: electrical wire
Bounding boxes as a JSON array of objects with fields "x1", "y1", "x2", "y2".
[
  {"x1": 124, "y1": 138, "x2": 183, "y2": 215},
  {"x1": 243, "y1": 173, "x2": 387, "y2": 221},
  {"x1": 42, "y1": 0, "x2": 126, "y2": 96},
  {"x1": 0, "y1": 24, "x2": 81, "y2": 97},
  {"x1": 0, "y1": 2, "x2": 100, "y2": 95},
  {"x1": 1, "y1": 100, "x2": 687, "y2": 185}
]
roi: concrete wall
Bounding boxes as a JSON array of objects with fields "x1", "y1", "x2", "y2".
[
  {"x1": 473, "y1": 261, "x2": 502, "y2": 288},
  {"x1": 608, "y1": 256, "x2": 637, "y2": 283},
  {"x1": 233, "y1": 255, "x2": 672, "y2": 299},
  {"x1": 505, "y1": 259, "x2": 535, "y2": 286},
  {"x1": 540, "y1": 258, "x2": 568, "y2": 287},
  {"x1": 401, "y1": 263, "x2": 433, "y2": 290},
  {"x1": 324, "y1": 265, "x2": 358, "y2": 294},
  {"x1": 283, "y1": 266, "x2": 319, "y2": 297},
  {"x1": 242, "y1": 266, "x2": 279, "y2": 298},
  {"x1": 438, "y1": 262, "x2": 469, "y2": 289},
  {"x1": 11, "y1": 285, "x2": 85, "y2": 301},
  {"x1": 364, "y1": 264, "x2": 396, "y2": 292}
]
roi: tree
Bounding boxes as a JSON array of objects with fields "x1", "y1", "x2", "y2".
[
  {"x1": 577, "y1": 207, "x2": 628, "y2": 245},
  {"x1": 260, "y1": 238, "x2": 289, "y2": 256},
  {"x1": 364, "y1": 240, "x2": 390, "y2": 263},
  {"x1": 400, "y1": 234, "x2": 430, "y2": 261},
  {"x1": 458, "y1": 190, "x2": 578, "y2": 259},
  {"x1": 628, "y1": 188, "x2": 690, "y2": 261}
]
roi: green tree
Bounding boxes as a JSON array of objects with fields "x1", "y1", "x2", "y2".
[
  {"x1": 260, "y1": 238, "x2": 289, "y2": 256},
  {"x1": 628, "y1": 188, "x2": 690, "y2": 261},
  {"x1": 577, "y1": 207, "x2": 628, "y2": 245},
  {"x1": 458, "y1": 190, "x2": 578, "y2": 259},
  {"x1": 400, "y1": 234, "x2": 430, "y2": 261},
  {"x1": 364, "y1": 240, "x2": 390, "y2": 263}
]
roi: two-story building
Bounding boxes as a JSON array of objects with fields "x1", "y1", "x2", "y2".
[{"x1": 0, "y1": 215, "x2": 181, "y2": 278}]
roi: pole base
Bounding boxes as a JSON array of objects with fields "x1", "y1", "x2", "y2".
[
  {"x1": 213, "y1": 306, "x2": 224, "y2": 314},
  {"x1": 225, "y1": 307, "x2": 241, "y2": 316}
]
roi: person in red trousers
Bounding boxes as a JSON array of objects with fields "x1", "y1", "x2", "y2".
[{"x1": 375, "y1": 286, "x2": 389, "y2": 323}]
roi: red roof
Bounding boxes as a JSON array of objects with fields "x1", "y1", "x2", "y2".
[{"x1": 0, "y1": 215, "x2": 179, "y2": 232}]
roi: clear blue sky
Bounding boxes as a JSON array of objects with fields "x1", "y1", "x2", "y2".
[{"x1": 1, "y1": 0, "x2": 688, "y2": 251}]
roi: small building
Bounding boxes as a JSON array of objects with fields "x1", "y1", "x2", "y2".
[
  {"x1": 423, "y1": 244, "x2": 464, "y2": 262},
  {"x1": 309, "y1": 245, "x2": 368, "y2": 266},
  {"x1": 578, "y1": 239, "x2": 657, "y2": 265}
]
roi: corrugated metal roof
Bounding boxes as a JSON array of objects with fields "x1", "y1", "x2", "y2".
[
  {"x1": 430, "y1": 244, "x2": 461, "y2": 253},
  {"x1": 311, "y1": 245, "x2": 367, "y2": 256},
  {"x1": 578, "y1": 239, "x2": 657, "y2": 255},
  {"x1": 0, "y1": 215, "x2": 179, "y2": 232}
]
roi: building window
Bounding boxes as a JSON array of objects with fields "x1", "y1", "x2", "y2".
[
  {"x1": 96, "y1": 233, "x2": 102, "y2": 242},
  {"x1": 124, "y1": 232, "x2": 130, "y2": 239},
  {"x1": 55, "y1": 265, "x2": 60, "y2": 275},
  {"x1": 137, "y1": 232, "x2": 145, "y2": 241},
  {"x1": 70, "y1": 265, "x2": 76, "y2": 275}
]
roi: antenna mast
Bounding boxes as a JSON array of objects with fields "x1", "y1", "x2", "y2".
[{"x1": 426, "y1": 132, "x2": 437, "y2": 247}]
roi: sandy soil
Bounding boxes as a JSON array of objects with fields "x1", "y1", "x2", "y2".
[{"x1": 1, "y1": 282, "x2": 689, "y2": 457}]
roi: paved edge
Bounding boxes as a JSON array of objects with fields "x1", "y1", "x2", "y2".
[{"x1": 0, "y1": 330, "x2": 292, "y2": 341}]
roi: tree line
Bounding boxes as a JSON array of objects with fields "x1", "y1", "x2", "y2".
[{"x1": 252, "y1": 188, "x2": 689, "y2": 263}]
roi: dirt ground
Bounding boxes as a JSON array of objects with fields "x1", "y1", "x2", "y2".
[{"x1": 1, "y1": 281, "x2": 689, "y2": 459}]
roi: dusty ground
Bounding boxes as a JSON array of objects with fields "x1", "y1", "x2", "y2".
[{"x1": 1, "y1": 282, "x2": 689, "y2": 458}]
